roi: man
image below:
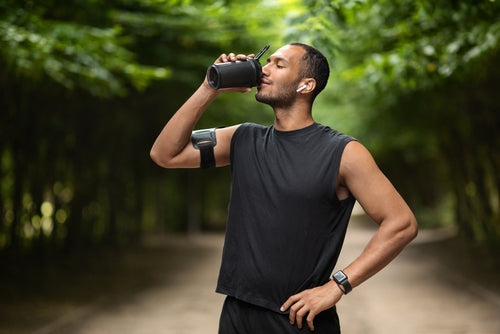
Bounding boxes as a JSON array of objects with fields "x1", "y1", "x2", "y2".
[{"x1": 150, "y1": 43, "x2": 418, "y2": 333}]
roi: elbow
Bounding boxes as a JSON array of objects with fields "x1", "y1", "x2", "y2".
[
  {"x1": 150, "y1": 146, "x2": 168, "y2": 168},
  {"x1": 383, "y1": 212, "x2": 418, "y2": 246},
  {"x1": 402, "y1": 213, "x2": 419, "y2": 243},
  {"x1": 150, "y1": 145, "x2": 184, "y2": 169}
]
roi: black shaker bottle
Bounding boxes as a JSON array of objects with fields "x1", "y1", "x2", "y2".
[{"x1": 206, "y1": 44, "x2": 270, "y2": 89}]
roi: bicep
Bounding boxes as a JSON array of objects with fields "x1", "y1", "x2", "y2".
[
  {"x1": 340, "y1": 141, "x2": 410, "y2": 225},
  {"x1": 214, "y1": 125, "x2": 239, "y2": 166},
  {"x1": 164, "y1": 125, "x2": 239, "y2": 168}
]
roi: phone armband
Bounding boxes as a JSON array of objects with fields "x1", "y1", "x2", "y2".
[{"x1": 191, "y1": 128, "x2": 217, "y2": 169}]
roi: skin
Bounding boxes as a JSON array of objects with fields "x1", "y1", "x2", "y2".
[{"x1": 150, "y1": 44, "x2": 418, "y2": 331}]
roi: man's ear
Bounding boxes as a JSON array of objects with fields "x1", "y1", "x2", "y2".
[{"x1": 296, "y1": 78, "x2": 316, "y2": 94}]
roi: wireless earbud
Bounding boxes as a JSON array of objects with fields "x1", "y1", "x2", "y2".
[{"x1": 296, "y1": 84, "x2": 307, "y2": 93}]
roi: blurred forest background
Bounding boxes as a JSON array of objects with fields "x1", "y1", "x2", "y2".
[{"x1": 0, "y1": 0, "x2": 499, "y2": 259}]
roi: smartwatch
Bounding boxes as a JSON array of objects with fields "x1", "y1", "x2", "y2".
[{"x1": 332, "y1": 270, "x2": 352, "y2": 294}]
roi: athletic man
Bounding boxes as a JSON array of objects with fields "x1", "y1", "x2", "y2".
[{"x1": 151, "y1": 43, "x2": 418, "y2": 333}]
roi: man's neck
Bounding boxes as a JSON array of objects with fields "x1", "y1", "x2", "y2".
[{"x1": 273, "y1": 105, "x2": 314, "y2": 131}]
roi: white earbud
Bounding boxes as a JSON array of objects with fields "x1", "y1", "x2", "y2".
[{"x1": 296, "y1": 84, "x2": 307, "y2": 93}]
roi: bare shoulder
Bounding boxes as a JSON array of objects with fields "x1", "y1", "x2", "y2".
[
  {"x1": 338, "y1": 140, "x2": 380, "y2": 198},
  {"x1": 340, "y1": 140, "x2": 379, "y2": 176},
  {"x1": 339, "y1": 140, "x2": 408, "y2": 224}
]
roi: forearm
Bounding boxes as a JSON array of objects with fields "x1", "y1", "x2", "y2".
[
  {"x1": 150, "y1": 82, "x2": 218, "y2": 167},
  {"x1": 340, "y1": 214, "x2": 418, "y2": 290}
]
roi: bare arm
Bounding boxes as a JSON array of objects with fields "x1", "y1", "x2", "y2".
[
  {"x1": 281, "y1": 141, "x2": 418, "y2": 331},
  {"x1": 338, "y1": 141, "x2": 418, "y2": 287},
  {"x1": 150, "y1": 53, "x2": 253, "y2": 168}
]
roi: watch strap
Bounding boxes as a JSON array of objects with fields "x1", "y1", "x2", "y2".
[{"x1": 332, "y1": 270, "x2": 352, "y2": 294}]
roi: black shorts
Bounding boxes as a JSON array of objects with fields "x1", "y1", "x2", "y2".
[{"x1": 218, "y1": 296, "x2": 341, "y2": 334}]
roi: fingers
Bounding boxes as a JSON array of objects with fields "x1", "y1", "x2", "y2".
[
  {"x1": 288, "y1": 301, "x2": 316, "y2": 331},
  {"x1": 217, "y1": 86, "x2": 252, "y2": 93},
  {"x1": 306, "y1": 312, "x2": 317, "y2": 331},
  {"x1": 290, "y1": 301, "x2": 305, "y2": 329},
  {"x1": 281, "y1": 293, "x2": 314, "y2": 330},
  {"x1": 281, "y1": 284, "x2": 341, "y2": 331},
  {"x1": 216, "y1": 53, "x2": 254, "y2": 64},
  {"x1": 280, "y1": 294, "x2": 297, "y2": 313}
]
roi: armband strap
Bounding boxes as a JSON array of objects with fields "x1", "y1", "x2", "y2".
[{"x1": 191, "y1": 128, "x2": 217, "y2": 169}]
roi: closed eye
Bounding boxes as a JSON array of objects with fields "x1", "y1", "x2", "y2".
[{"x1": 266, "y1": 56, "x2": 289, "y2": 69}]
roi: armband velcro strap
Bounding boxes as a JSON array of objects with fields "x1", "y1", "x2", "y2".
[{"x1": 191, "y1": 128, "x2": 217, "y2": 169}]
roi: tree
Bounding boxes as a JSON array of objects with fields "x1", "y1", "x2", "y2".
[
  {"x1": 0, "y1": 0, "x2": 296, "y2": 253},
  {"x1": 290, "y1": 0, "x2": 500, "y2": 243}
]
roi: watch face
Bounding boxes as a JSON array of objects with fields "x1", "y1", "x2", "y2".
[{"x1": 334, "y1": 271, "x2": 347, "y2": 282}]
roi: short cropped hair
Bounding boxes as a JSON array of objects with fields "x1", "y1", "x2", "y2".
[{"x1": 289, "y1": 43, "x2": 330, "y2": 100}]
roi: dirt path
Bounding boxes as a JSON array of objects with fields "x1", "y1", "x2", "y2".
[
  {"x1": 336, "y1": 217, "x2": 500, "y2": 333},
  {"x1": 31, "y1": 235, "x2": 226, "y2": 334},
  {"x1": 21, "y1": 215, "x2": 500, "y2": 333}
]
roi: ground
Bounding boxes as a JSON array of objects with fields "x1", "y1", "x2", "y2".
[{"x1": 1, "y1": 212, "x2": 499, "y2": 334}]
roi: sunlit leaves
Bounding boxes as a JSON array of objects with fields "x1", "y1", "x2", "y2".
[
  {"x1": 295, "y1": 0, "x2": 499, "y2": 101},
  {"x1": 0, "y1": 3, "x2": 169, "y2": 98},
  {"x1": 294, "y1": 0, "x2": 500, "y2": 239},
  {"x1": 0, "y1": 0, "x2": 298, "y2": 98},
  {"x1": 353, "y1": 1, "x2": 497, "y2": 91},
  {"x1": 0, "y1": 0, "x2": 301, "y2": 251}
]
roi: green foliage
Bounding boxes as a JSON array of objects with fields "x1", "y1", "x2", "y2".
[
  {"x1": 0, "y1": 1, "x2": 169, "y2": 97},
  {"x1": 0, "y1": 0, "x2": 296, "y2": 253},
  {"x1": 296, "y1": 0, "x2": 500, "y2": 243},
  {"x1": 336, "y1": 0, "x2": 500, "y2": 97},
  {"x1": 292, "y1": 0, "x2": 500, "y2": 103},
  {"x1": 4, "y1": 0, "x2": 497, "y2": 253}
]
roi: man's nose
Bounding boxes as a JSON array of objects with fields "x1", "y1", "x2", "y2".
[{"x1": 261, "y1": 63, "x2": 270, "y2": 76}]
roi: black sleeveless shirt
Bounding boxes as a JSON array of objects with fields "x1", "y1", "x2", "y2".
[{"x1": 216, "y1": 122, "x2": 356, "y2": 312}]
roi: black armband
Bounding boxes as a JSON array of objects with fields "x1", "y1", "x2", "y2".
[{"x1": 191, "y1": 128, "x2": 217, "y2": 169}]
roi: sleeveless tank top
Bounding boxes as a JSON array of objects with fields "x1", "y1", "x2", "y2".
[{"x1": 216, "y1": 122, "x2": 356, "y2": 312}]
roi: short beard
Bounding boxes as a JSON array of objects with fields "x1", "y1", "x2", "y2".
[{"x1": 255, "y1": 81, "x2": 299, "y2": 109}]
